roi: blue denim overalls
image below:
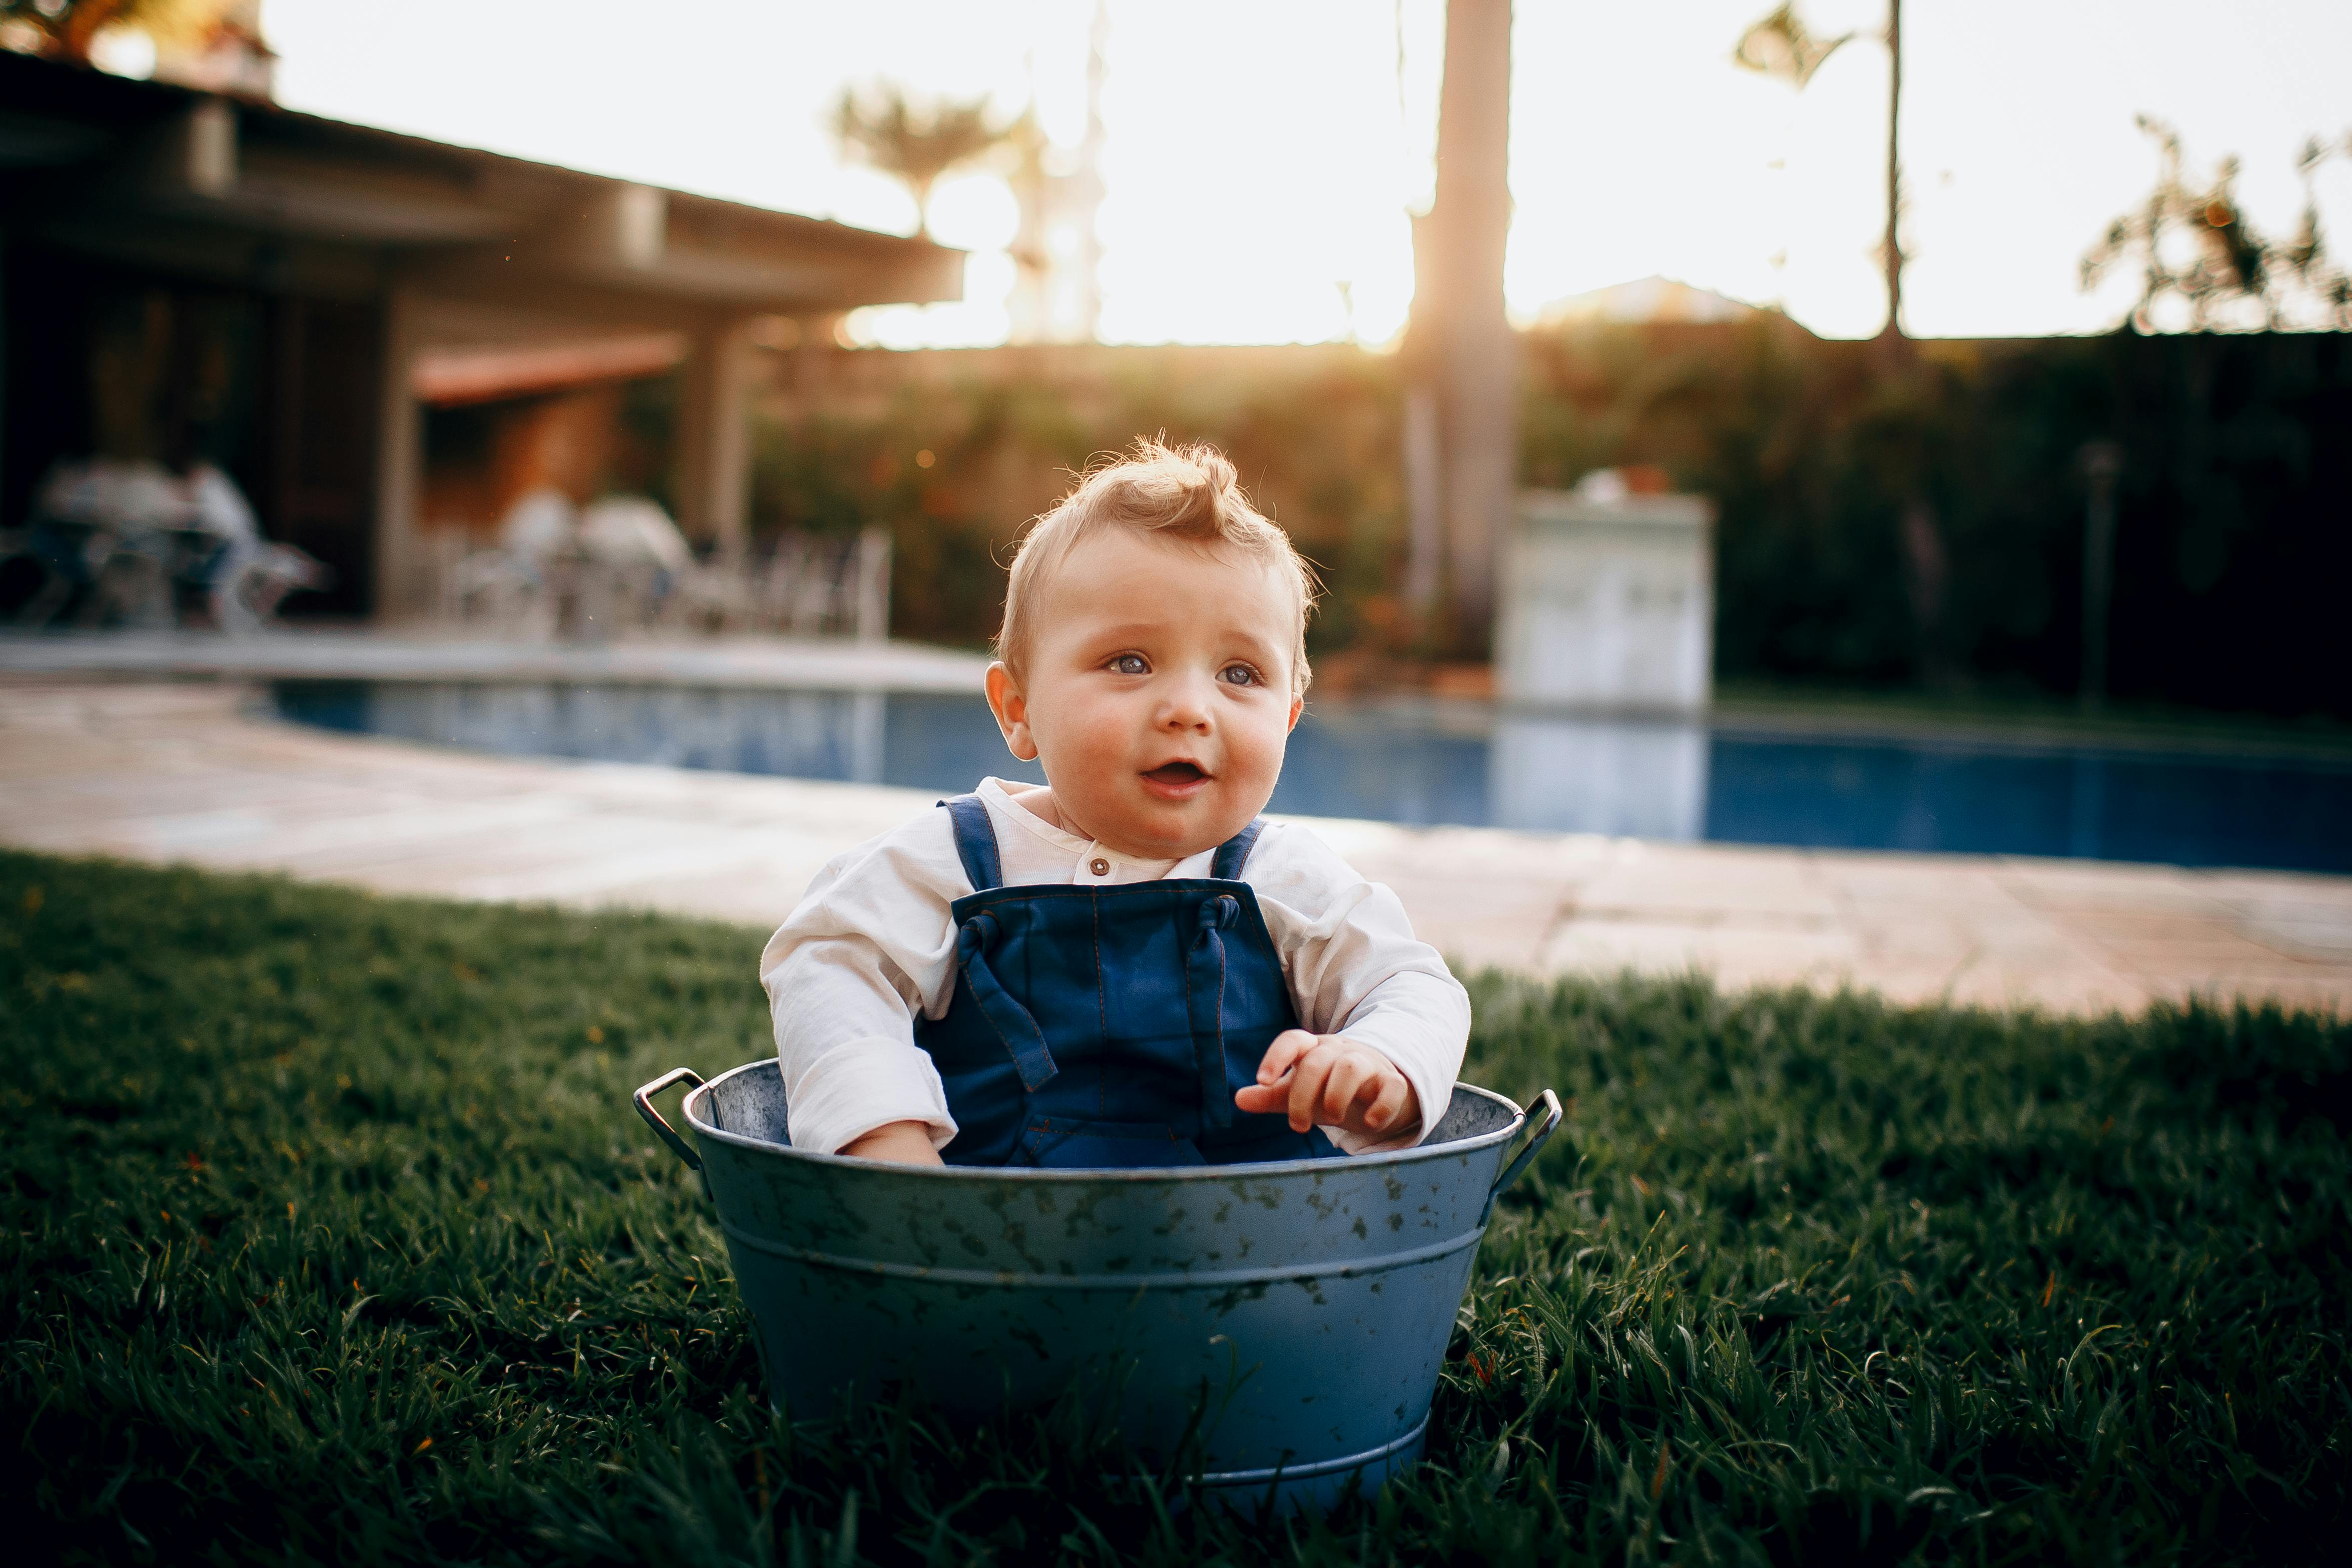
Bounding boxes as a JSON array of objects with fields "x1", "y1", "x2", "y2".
[{"x1": 916, "y1": 794, "x2": 1344, "y2": 1169}]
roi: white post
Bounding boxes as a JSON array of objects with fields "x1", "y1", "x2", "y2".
[
  {"x1": 848, "y1": 690, "x2": 886, "y2": 782},
  {"x1": 854, "y1": 527, "x2": 892, "y2": 643}
]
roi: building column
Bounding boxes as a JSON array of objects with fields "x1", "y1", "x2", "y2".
[
  {"x1": 371, "y1": 285, "x2": 424, "y2": 624},
  {"x1": 674, "y1": 315, "x2": 756, "y2": 565},
  {"x1": 0, "y1": 224, "x2": 10, "y2": 517}
]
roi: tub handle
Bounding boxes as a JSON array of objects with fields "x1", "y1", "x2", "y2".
[
  {"x1": 633, "y1": 1067, "x2": 708, "y2": 1172},
  {"x1": 1482, "y1": 1089, "x2": 1562, "y2": 1223}
]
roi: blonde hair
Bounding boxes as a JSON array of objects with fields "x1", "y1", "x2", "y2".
[{"x1": 996, "y1": 439, "x2": 1319, "y2": 697}]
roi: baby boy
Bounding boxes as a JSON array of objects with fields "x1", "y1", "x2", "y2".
[{"x1": 760, "y1": 441, "x2": 1468, "y2": 1166}]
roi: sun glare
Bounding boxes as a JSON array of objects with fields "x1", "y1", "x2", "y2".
[{"x1": 261, "y1": 0, "x2": 2352, "y2": 346}]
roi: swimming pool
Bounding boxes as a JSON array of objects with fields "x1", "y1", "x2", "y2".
[{"x1": 268, "y1": 680, "x2": 2352, "y2": 874}]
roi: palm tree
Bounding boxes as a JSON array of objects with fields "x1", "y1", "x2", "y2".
[
  {"x1": 1734, "y1": 0, "x2": 1905, "y2": 343},
  {"x1": 1404, "y1": 0, "x2": 1515, "y2": 652},
  {"x1": 1739, "y1": 3, "x2": 1955, "y2": 682},
  {"x1": 830, "y1": 83, "x2": 1011, "y2": 241}
]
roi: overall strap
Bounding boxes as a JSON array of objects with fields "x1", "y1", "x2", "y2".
[
  {"x1": 1185, "y1": 894, "x2": 1243, "y2": 1130},
  {"x1": 936, "y1": 795, "x2": 1056, "y2": 1091},
  {"x1": 936, "y1": 794, "x2": 1003, "y2": 891},
  {"x1": 1210, "y1": 817, "x2": 1267, "y2": 881}
]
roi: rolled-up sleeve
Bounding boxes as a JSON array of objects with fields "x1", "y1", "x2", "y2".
[
  {"x1": 759, "y1": 816, "x2": 968, "y2": 1155},
  {"x1": 1247, "y1": 826, "x2": 1472, "y2": 1153}
]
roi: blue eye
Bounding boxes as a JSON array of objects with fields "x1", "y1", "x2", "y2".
[
  {"x1": 1111, "y1": 654, "x2": 1148, "y2": 675},
  {"x1": 1220, "y1": 665, "x2": 1262, "y2": 687}
]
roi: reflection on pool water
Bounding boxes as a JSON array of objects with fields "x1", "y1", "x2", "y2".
[{"x1": 268, "y1": 680, "x2": 2352, "y2": 875}]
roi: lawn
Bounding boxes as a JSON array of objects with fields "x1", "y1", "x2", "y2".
[{"x1": 2, "y1": 848, "x2": 2346, "y2": 1566}]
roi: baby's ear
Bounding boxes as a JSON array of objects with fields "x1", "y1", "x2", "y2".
[
  {"x1": 1286, "y1": 696, "x2": 1303, "y2": 732},
  {"x1": 985, "y1": 663, "x2": 1038, "y2": 760}
]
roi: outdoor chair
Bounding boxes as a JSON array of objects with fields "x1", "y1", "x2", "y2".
[
  {"x1": 0, "y1": 521, "x2": 90, "y2": 627},
  {"x1": 84, "y1": 526, "x2": 181, "y2": 628},
  {"x1": 577, "y1": 496, "x2": 694, "y2": 637},
  {"x1": 213, "y1": 544, "x2": 334, "y2": 637},
  {"x1": 448, "y1": 547, "x2": 557, "y2": 639},
  {"x1": 646, "y1": 555, "x2": 756, "y2": 635},
  {"x1": 10, "y1": 458, "x2": 328, "y2": 634},
  {"x1": 756, "y1": 533, "x2": 853, "y2": 636},
  {"x1": 752, "y1": 529, "x2": 890, "y2": 640}
]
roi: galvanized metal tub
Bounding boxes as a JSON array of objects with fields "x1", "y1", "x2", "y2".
[{"x1": 635, "y1": 1061, "x2": 1560, "y2": 1511}]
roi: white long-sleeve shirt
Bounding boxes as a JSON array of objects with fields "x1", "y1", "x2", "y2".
[{"x1": 760, "y1": 777, "x2": 1470, "y2": 1159}]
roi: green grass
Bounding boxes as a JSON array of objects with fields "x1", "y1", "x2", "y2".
[{"x1": 2, "y1": 849, "x2": 2347, "y2": 1566}]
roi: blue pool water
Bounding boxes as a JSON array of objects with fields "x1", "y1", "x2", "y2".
[{"x1": 268, "y1": 680, "x2": 2352, "y2": 874}]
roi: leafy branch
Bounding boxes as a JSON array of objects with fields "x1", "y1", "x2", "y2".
[
  {"x1": 1732, "y1": 2, "x2": 1856, "y2": 90},
  {"x1": 2082, "y1": 116, "x2": 2352, "y2": 331}
]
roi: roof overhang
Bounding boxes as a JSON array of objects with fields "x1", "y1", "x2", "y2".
[{"x1": 0, "y1": 51, "x2": 963, "y2": 325}]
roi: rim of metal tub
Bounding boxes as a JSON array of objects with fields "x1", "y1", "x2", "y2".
[{"x1": 638, "y1": 1063, "x2": 1562, "y2": 1217}]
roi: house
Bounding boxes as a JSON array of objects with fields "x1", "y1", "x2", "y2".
[
  {"x1": 0, "y1": 49, "x2": 960, "y2": 619},
  {"x1": 1534, "y1": 274, "x2": 1763, "y2": 327}
]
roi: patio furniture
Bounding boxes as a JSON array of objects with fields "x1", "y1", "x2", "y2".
[
  {"x1": 5, "y1": 458, "x2": 327, "y2": 633},
  {"x1": 754, "y1": 528, "x2": 891, "y2": 640}
]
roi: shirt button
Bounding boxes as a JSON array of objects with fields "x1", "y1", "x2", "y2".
[{"x1": 1089, "y1": 857, "x2": 1110, "y2": 877}]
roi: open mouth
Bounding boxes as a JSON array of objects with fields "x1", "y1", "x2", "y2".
[{"x1": 1142, "y1": 761, "x2": 1209, "y2": 787}]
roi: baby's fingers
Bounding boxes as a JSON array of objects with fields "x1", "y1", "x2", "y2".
[
  {"x1": 1234, "y1": 1031, "x2": 1316, "y2": 1116},
  {"x1": 1359, "y1": 1071, "x2": 1413, "y2": 1136},
  {"x1": 1230, "y1": 1080, "x2": 1286, "y2": 1114},
  {"x1": 1320, "y1": 1053, "x2": 1374, "y2": 1127},
  {"x1": 1255, "y1": 1028, "x2": 1319, "y2": 1085},
  {"x1": 1284, "y1": 1041, "x2": 1347, "y2": 1132}
]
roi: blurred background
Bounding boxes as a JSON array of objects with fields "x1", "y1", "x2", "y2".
[{"x1": 3, "y1": 0, "x2": 2348, "y2": 868}]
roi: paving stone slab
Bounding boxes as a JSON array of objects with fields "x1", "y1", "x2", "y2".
[{"x1": 2, "y1": 676, "x2": 2346, "y2": 1019}]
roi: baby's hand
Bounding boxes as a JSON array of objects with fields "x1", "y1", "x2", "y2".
[
  {"x1": 1232, "y1": 1030, "x2": 1420, "y2": 1144},
  {"x1": 839, "y1": 1120, "x2": 945, "y2": 1165}
]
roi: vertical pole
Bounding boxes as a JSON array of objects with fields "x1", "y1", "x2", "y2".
[
  {"x1": 1878, "y1": 0, "x2": 1904, "y2": 342},
  {"x1": 0, "y1": 225, "x2": 9, "y2": 519},
  {"x1": 1393, "y1": 0, "x2": 1441, "y2": 643},
  {"x1": 2079, "y1": 441, "x2": 2122, "y2": 712},
  {"x1": 1428, "y1": 0, "x2": 1515, "y2": 647},
  {"x1": 1075, "y1": 0, "x2": 1110, "y2": 342},
  {"x1": 854, "y1": 526, "x2": 891, "y2": 643},
  {"x1": 676, "y1": 316, "x2": 755, "y2": 568},
  {"x1": 848, "y1": 690, "x2": 885, "y2": 783},
  {"x1": 1401, "y1": 386, "x2": 1443, "y2": 625},
  {"x1": 371, "y1": 286, "x2": 422, "y2": 625},
  {"x1": 269, "y1": 296, "x2": 304, "y2": 550}
]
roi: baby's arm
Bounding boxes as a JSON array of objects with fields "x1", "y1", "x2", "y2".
[
  {"x1": 761, "y1": 829, "x2": 968, "y2": 1163},
  {"x1": 1247, "y1": 826, "x2": 1471, "y2": 1151}
]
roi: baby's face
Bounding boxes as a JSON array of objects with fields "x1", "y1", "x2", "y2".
[{"x1": 989, "y1": 528, "x2": 1302, "y2": 861}]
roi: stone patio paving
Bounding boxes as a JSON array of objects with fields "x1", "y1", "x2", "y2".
[
  {"x1": 0, "y1": 628, "x2": 994, "y2": 692},
  {"x1": 3, "y1": 677, "x2": 2347, "y2": 1017}
]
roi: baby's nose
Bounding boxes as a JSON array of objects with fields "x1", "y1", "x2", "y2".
[{"x1": 1159, "y1": 684, "x2": 1213, "y2": 728}]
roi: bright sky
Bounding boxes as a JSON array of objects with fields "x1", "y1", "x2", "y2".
[{"x1": 260, "y1": 0, "x2": 2352, "y2": 344}]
